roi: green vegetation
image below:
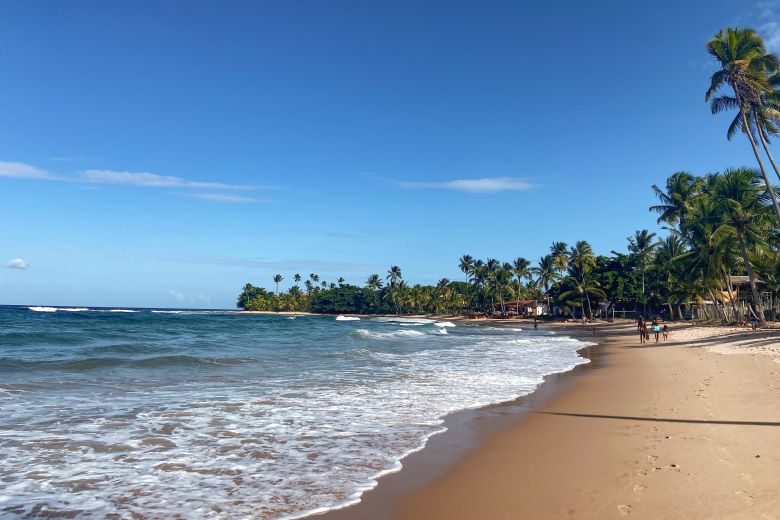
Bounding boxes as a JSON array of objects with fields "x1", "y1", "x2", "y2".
[{"x1": 237, "y1": 27, "x2": 780, "y2": 325}]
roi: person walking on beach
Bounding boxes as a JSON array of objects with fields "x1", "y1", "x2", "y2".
[
  {"x1": 639, "y1": 320, "x2": 646, "y2": 344},
  {"x1": 662, "y1": 324, "x2": 668, "y2": 342},
  {"x1": 652, "y1": 318, "x2": 661, "y2": 343}
]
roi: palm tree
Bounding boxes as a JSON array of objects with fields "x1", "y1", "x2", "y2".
[
  {"x1": 709, "y1": 167, "x2": 774, "y2": 323},
  {"x1": 568, "y1": 241, "x2": 598, "y2": 318},
  {"x1": 458, "y1": 255, "x2": 474, "y2": 282},
  {"x1": 294, "y1": 273, "x2": 301, "y2": 286},
  {"x1": 387, "y1": 265, "x2": 402, "y2": 287},
  {"x1": 511, "y1": 257, "x2": 531, "y2": 310},
  {"x1": 532, "y1": 254, "x2": 558, "y2": 315},
  {"x1": 337, "y1": 277, "x2": 345, "y2": 287},
  {"x1": 706, "y1": 27, "x2": 780, "y2": 222},
  {"x1": 366, "y1": 274, "x2": 383, "y2": 291},
  {"x1": 550, "y1": 242, "x2": 569, "y2": 274},
  {"x1": 273, "y1": 274, "x2": 284, "y2": 295},
  {"x1": 650, "y1": 171, "x2": 702, "y2": 231},
  {"x1": 628, "y1": 230, "x2": 658, "y2": 313}
]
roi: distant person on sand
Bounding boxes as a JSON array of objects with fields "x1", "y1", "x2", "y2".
[
  {"x1": 652, "y1": 318, "x2": 661, "y2": 343},
  {"x1": 662, "y1": 324, "x2": 668, "y2": 342},
  {"x1": 638, "y1": 321, "x2": 646, "y2": 344}
]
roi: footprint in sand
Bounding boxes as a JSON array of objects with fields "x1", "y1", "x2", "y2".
[
  {"x1": 633, "y1": 484, "x2": 647, "y2": 493},
  {"x1": 617, "y1": 504, "x2": 632, "y2": 515},
  {"x1": 736, "y1": 490, "x2": 754, "y2": 504}
]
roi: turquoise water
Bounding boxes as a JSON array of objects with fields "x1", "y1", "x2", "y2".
[{"x1": 0, "y1": 306, "x2": 590, "y2": 519}]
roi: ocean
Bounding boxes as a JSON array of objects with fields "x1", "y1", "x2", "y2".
[{"x1": 0, "y1": 306, "x2": 591, "y2": 519}]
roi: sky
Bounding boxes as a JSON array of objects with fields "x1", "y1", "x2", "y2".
[{"x1": 1, "y1": 0, "x2": 779, "y2": 308}]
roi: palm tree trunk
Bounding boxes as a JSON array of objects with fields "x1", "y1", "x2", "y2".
[
  {"x1": 584, "y1": 289, "x2": 593, "y2": 319},
  {"x1": 736, "y1": 230, "x2": 766, "y2": 324},
  {"x1": 723, "y1": 269, "x2": 740, "y2": 324},
  {"x1": 757, "y1": 122, "x2": 780, "y2": 182},
  {"x1": 739, "y1": 107, "x2": 780, "y2": 223}
]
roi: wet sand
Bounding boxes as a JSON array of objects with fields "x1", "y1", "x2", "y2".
[{"x1": 313, "y1": 321, "x2": 780, "y2": 520}]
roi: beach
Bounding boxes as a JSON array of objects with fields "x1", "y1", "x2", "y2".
[{"x1": 316, "y1": 322, "x2": 780, "y2": 520}]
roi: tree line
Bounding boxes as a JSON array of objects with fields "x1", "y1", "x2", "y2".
[{"x1": 237, "y1": 27, "x2": 780, "y2": 324}]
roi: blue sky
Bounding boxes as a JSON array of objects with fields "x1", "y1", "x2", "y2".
[{"x1": 1, "y1": 0, "x2": 778, "y2": 308}]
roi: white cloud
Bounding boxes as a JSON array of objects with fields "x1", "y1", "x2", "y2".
[
  {"x1": 398, "y1": 177, "x2": 536, "y2": 193},
  {"x1": 6, "y1": 258, "x2": 29, "y2": 270},
  {"x1": 81, "y1": 170, "x2": 258, "y2": 191},
  {"x1": 0, "y1": 161, "x2": 55, "y2": 180}
]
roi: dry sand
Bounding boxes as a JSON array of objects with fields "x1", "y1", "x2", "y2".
[{"x1": 315, "y1": 321, "x2": 780, "y2": 520}]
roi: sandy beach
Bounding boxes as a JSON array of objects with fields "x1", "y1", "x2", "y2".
[{"x1": 315, "y1": 321, "x2": 780, "y2": 520}]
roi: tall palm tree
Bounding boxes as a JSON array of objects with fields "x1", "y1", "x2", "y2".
[
  {"x1": 273, "y1": 274, "x2": 283, "y2": 295},
  {"x1": 387, "y1": 265, "x2": 402, "y2": 287},
  {"x1": 337, "y1": 277, "x2": 345, "y2": 287},
  {"x1": 511, "y1": 257, "x2": 531, "y2": 306},
  {"x1": 532, "y1": 254, "x2": 558, "y2": 315},
  {"x1": 458, "y1": 255, "x2": 474, "y2": 282},
  {"x1": 366, "y1": 274, "x2": 383, "y2": 291},
  {"x1": 709, "y1": 167, "x2": 774, "y2": 323},
  {"x1": 550, "y1": 242, "x2": 569, "y2": 274},
  {"x1": 294, "y1": 273, "x2": 301, "y2": 286},
  {"x1": 650, "y1": 171, "x2": 702, "y2": 231},
  {"x1": 628, "y1": 230, "x2": 658, "y2": 313},
  {"x1": 568, "y1": 241, "x2": 598, "y2": 317},
  {"x1": 706, "y1": 27, "x2": 780, "y2": 223}
]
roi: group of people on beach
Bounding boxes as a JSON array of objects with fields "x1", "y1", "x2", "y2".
[{"x1": 637, "y1": 316, "x2": 668, "y2": 344}]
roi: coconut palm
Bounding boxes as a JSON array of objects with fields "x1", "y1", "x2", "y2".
[
  {"x1": 650, "y1": 171, "x2": 702, "y2": 231},
  {"x1": 708, "y1": 167, "x2": 774, "y2": 322},
  {"x1": 706, "y1": 27, "x2": 780, "y2": 222},
  {"x1": 273, "y1": 274, "x2": 283, "y2": 295},
  {"x1": 628, "y1": 230, "x2": 658, "y2": 313},
  {"x1": 550, "y1": 242, "x2": 569, "y2": 274},
  {"x1": 366, "y1": 274, "x2": 383, "y2": 291},
  {"x1": 294, "y1": 273, "x2": 301, "y2": 286},
  {"x1": 387, "y1": 265, "x2": 402, "y2": 287},
  {"x1": 458, "y1": 255, "x2": 474, "y2": 282},
  {"x1": 532, "y1": 254, "x2": 558, "y2": 315}
]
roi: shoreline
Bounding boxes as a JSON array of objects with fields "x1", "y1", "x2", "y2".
[
  {"x1": 310, "y1": 321, "x2": 780, "y2": 520},
  {"x1": 309, "y1": 321, "x2": 605, "y2": 520}
]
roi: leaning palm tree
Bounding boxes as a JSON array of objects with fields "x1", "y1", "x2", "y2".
[
  {"x1": 273, "y1": 274, "x2": 284, "y2": 295},
  {"x1": 706, "y1": 27, "x2": 780, "y2": 222}
]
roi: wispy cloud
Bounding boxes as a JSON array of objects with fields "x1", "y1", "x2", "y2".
[
  {"x1": 160, "y1": 255, "x2": 382, "y2": 272},
  {"x1": 398, "y1": 177, "x2": 536, "y2": 193},
  {"x1": 6, "y1": 258, "x2": 29, "y2": 270},
  {"x1": 0, "y1": 161, "x2": 57, "y2": 180},
  {"x1": 81, "y1": 170, "x2": 260, "y2": 191},
  {"x1": 0, "y1": 160, "x2": 271, "y2": 202},
  {"x1": 755, "y1": 1, "x2": 780, "y2": 51}
]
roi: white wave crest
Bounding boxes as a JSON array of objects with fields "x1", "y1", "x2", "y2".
[
  {"x1": 336, "y1": 316, "x2": 360, "y2": 321},
  {"x1": 353, "y1": 328, "x2": 426, "y2": 340},
  {"x1": 27, "y1": 306, "x2": 58, "y2": 312},
  {"x1": 434, "y1": 321, "x2": 456, "y2": 328},
  {"x1": 106, "y1": 309, "x2": 137, "y2": 313}
]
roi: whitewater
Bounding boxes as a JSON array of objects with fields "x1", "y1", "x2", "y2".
[{"x1": 0, "y1": 306, "x2": 591, "y2": 519}]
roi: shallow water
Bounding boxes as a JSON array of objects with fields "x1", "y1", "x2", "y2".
[{"x1": 0, "y1": 306, "x2": 591, "y2": 519}]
